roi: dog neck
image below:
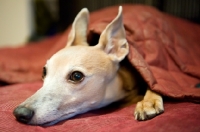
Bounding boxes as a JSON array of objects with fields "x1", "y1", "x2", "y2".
[{"x1": 98, "y1": 61, "x2": 137, "y2": 108}]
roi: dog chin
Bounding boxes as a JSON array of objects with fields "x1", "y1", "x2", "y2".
[
  {"x1": 40, "y1": 119, "x2": 62, "y2": 126},
  {"x1": 33, "y1": 112, "x2": 76, "y2": 126},
  {"x1": 40, "y1": 117, "x2": 73, "y2": 127}
]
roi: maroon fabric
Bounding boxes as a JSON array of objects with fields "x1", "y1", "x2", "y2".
[
  {"x1": 0, "y1": 5, "x2": 200, "y2": 101},
  {"x1": 0, "y1": 4, "x2": 200, "y2": 131},
  {"x1": 0, "y1": 82, "x2": 200, "y2": 132},
  {"x1": 87, "y1": 5, "x2": 200, "y2": 102},
  {"x1": 0, "y1": 34, "x2": 63, "y2": 83}
]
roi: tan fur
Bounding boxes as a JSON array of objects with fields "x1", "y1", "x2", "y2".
[{"x1": 13, "y1": 6, "x2": 164, "y2": 126}]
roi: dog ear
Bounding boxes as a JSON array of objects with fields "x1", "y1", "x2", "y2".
[
  {"x1": 67, "y1": 8, "x2": 89, "y2": 46},
  {"x1": 97, "y1": 6, "x2": 129, "y2": 63}
]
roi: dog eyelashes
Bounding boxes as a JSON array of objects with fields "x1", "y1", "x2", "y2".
[
  {"x1": 42, "y1": 67, "x2": 47, "y2": 79},
  {"x1": 69, "y1": 71, "x2": 84, "y2": 83}
]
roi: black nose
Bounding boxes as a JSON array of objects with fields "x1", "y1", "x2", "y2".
[{"x1": 13, "y1": 106, "x2": 34, "y2": 124}]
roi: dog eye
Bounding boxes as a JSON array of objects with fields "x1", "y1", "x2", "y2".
[
  {"x1": 69, "y1": 71, "x2": 84, "y2": 83},
  {"x1": 42, "y1": 67, "x2": 47, "y2": 79}
]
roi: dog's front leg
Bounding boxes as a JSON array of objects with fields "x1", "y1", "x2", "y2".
[{"x1": 134, "y1": 89, "x2": 164, "y2": 120}]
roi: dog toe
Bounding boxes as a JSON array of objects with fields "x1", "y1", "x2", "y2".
[{"x1": 134, "y1": 99, "x2": 164, "y2": 121}]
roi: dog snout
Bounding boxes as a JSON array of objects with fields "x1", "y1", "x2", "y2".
[{"x1": 13, "y1": 106, "x2": 34, "y2": 124}]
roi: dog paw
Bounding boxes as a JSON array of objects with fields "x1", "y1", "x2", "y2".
[{"x1": 134, "y1": 98, "x2": 164, "y2": 121}]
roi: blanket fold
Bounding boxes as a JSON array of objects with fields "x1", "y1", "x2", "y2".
[{"x1": 0, "y1": 5, "x2": 200, "y2": 102}]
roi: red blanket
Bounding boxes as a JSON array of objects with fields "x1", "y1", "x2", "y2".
[
  {"x1": 0, "y1": 5, "x2": 200, "y2": 101},
  {"x1": 0, "y1": 4, "x2": 200, "y2": 131},
  {"x1": 1, "y1": 82, "x2": 200, "y2": 131}
]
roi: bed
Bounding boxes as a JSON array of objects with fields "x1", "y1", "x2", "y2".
[{"x1": 0, "y1": 5, "x2": 200, "y2": 132}]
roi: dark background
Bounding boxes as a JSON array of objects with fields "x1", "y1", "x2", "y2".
[{"x1": 31, "y1": 0, "x2": 200, "y2": 41}]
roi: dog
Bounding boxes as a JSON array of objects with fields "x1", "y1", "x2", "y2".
[{"x1": 13, "y1": 6, "x2": 164, "y2": 126}]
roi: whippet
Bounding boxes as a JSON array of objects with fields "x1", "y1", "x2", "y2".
[{"x1": 13, "y1": 6, "x2": 164, "y2": 126}]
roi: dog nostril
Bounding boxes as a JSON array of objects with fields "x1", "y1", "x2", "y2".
[{"x1": 13, "y1": 106, "x2": 34, "y2": 124}]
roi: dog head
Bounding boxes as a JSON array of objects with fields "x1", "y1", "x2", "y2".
[{"x1": 13, "y1": 6, "x2": 129, "y2": 126}]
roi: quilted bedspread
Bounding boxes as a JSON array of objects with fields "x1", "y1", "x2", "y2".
[{"x1": 0, "y1": 4, "x2": 200, "y2": 132}]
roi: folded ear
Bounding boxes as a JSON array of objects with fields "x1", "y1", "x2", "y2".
[
  {"x1": 97, "y1": 6, "x2": 129, "y2": 63},
  {"x1": 67, "y1": 8, "x2": 89, "y2": 46}
]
